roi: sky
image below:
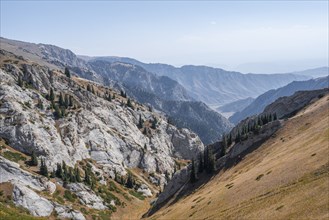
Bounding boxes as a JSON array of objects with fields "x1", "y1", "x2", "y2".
[{"x1": 1, "y1": 1, "x2": 328, "y2": 73}]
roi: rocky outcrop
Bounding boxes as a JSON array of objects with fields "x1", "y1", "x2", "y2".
[
  {"x1": 263, "y1": 88, "x2": 329, "y2": 119},
  {"x1": 12, "y1": 183, "x2": 54, "y2": 217},
  {"x1": 54, "y1": 205, "x2": 86, "y2": 220},
  {"x1": 0, "y1": 156, "x2": 55, "y2": 193},
  {"x1": 0, "y1": 63, "x2": 204, "y2": 176}
]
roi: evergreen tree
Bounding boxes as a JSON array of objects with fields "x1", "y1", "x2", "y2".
[
  {"x1": 59, "y1": 93, "x2": 64, "y2": 106},
  {"x1": 75, "y1": 167, "x2": 81, "y2": 182},
  {"x1": 190, "y1": 159, "x2": 197, "y2": 183},
  {"x1": 49, "y1": 88, "x2": 55, "y2": 101},
  {"x1": 56, "y1": 163, "x2": 62, "y2": 178},
  {"x1": 127, "y1": 98, "x2": 134, "y2": 109},
  {"x1": 151, "y1": 117, "x2": 158, "y2": 129},
  {"x1": 91, "y1": 86, "x2": 95, "y2": 94},
  {"x1": 138, "y1": 115, "x2": 144, "y2": 129},
  {"x1": 206, "y1": 148, "x2": 215, "y2": 174},
  {"x1": 273, "y1": 113, "x2": 277, "y2": 120},
  {"x1": 50, "y1": 169, "x2": 56, "y2": 178},
  {"x1": 62, "y1": 161, "x2": 68, "y2": 180},
  {"x1": 198, "y1": 152, "x2": 204, "y2": 173},
  {"x1": 18, "y1": 76, "x2": 23, "y2": 87},
  {"x1": 87, "y1": 84, "x2": 91, "y2": 92},
  {"x1": 30, "y1": 151, "x2": 38, "y2": 166},
  {"x1": 37, "y1": 99, "x2": 44, "y2": 110},
  {"x1": 64, "y1": 94, "x2": 69, "y2": 108},
  {"x1": 69, "y1": 167, "x2": 76, "y2": 182},
  {"x1": 54, "y1": 105, "x2": 61, "y2": 119},
  {"x1": 69, "y1": 96, "x2": 74, "y2": 107},
  {"x1": 84, "y1": 167, "x2": 91, "y2": 185},
  {"x1": 40, "y1": 159, "x2": 48, "y2": 177},
  {"x1": 126, "y1": 172, "x2": 134, "y2": 188},
  {"x1": 64, "y1": 67, "x2": 71, "y2": 78},
  {"x1": 112, "y1": 93, "x2": 116, "y2": 99}
]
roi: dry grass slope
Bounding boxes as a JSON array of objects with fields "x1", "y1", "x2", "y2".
[{"x1": 149, "y1": 95, "x2": 329, "y2": 220}]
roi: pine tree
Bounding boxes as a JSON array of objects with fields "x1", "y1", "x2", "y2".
[
  {"x1": 138, "y1": 115, "x2": 144, "y2": 129},
  {"x1": 50, "y1": 169, "x2": 56, "y2": 178},
  {"x1": 127, "y1": 98, "x2": 134, "y2": 109},
  {"x1": 40, "y1": 159, "x2": 48, "y2": 177},
  {"x1": 198, "y1": 152, "x2": 204, "y2": 173},
  {"x1": 190, "y1": 159, "x2": 197, "y2": 183},
  {"x1": 84, "y1": 167, "x2": 91, "y2": 185},
  {"x1": 112, "y1": 93, "x2": 116, "y2": 99},
  {"x1": 69, "y1": 167, "x2": 76, "y2": 182},
  {"x1": 62, "y1": 161, "x2": 68, "y2": 180},
  {"x1": 56, "y1": 163, "x2": 63, "y2": 178},
  {"x1": 87, "y1": 84, "x2": 91, "y2": 92},
  {"x1": 273, "y1": 113, "x2": 277, "y2": 120},
  {"x1": 75, "y1": 167, "x2": 81, "y2": 182},
  {"x1": 69, "y1": 96, "x2": 74, "y2": 107},
  {"x1": 18, "y1": 76, "x2": 23, "y2": 87},
  {"x1": 59, "y1": 93, "x2": 64, "y2": 106},
  {"x1": 30, "y1": 151, "x2": 38, "y2": 166},
  {"x1": 126, "y1": 172, "x2": 134, "y2": 188},
  {"x1": 64, "y1": 94, "x2": 69, "y2": 108},
  {"x1": 91, "y1": 86, "x2": 95, "y2": 94},
  {"x1": 54, "y1": 105, "x2": 61, "y2": 119},
  {"x1": 151, "y1": 117, "x2": 158, "y2": 129},
  {"x1": 206, "y1": 148, "x2": 215, "y2": 174},
  {"x1": 64, "y1": 67, "x2": 71, "y2": 78},
  {"x1": 37, "y1": 99, "x2": 44, "y2": 110},
  {"x1": 49, "y1": 88, "x2": 55, "y2": 101}
]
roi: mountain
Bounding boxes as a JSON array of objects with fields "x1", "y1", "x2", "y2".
[
  {"x1": 0, "y1": 48, "x2": 205, "y2": 219},
  {"x1": 86, "y1": 56, "x2": 311, "y2": 108},
  {"x1": 291, "y1": 66, "x2": 329, "y2": 78},
  {"x1": 1, "y1": 37, "x2": 232, "y2": 145},
  {"x1": 229, "y1": 76, "x2": 329, "y2": 124},
  {"x1": 146, "y1": 89, "x2": 329, "y2": 219},
  {"x1": 216, "y1": 97, "x2": 254, "y2": 117}
]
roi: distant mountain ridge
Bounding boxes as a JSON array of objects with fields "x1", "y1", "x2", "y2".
[
  {"x1": 84, "y1": 56, "x2": 312, "y2": 108},
  {"x1": 229, "y1": 76, "x2": 329, "y2": 124}
]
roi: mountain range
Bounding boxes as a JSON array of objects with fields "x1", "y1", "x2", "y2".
[{"x1": 229, "y1": 76, "x2": 329, "y2": 124}]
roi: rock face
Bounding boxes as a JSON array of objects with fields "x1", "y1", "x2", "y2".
[
  {"x1": 0, "y1": 49, "x2": 204, "y2": 178},
  {"x1": 0, "y1": 38, "x2": 233, "y2": 145},
  {"x1": 263, "y1": 88, "x2": 329, "y2": 119},
  {"x1": 12, "y1": 183, "x2": 54, "y2": 217},
  {"x1": 55, "y1": 205, "x2": 86, "y2": 220},
  {"x1": 230, "y1": 76, "x2": 329, "y2": 124},
  {"x1": 0, "y1": 156, "x2": 55, "y2": 192}
]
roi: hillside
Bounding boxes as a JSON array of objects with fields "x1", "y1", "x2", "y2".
[
  {"x1": 0, "y1": 48, "x2": 205, "y2": 219},
  {"x1": 230, "y1": 76, "x2": 329, "y2": 124},
  {"x1": 0, "y1": 37, "x2": 232, "y2": 145},
  {"x1": 86, "y1": 56, "x2": 311, "y2": 108},
  {"x1": 147, "y1": 92, "x2": 329, "y2": 219}
]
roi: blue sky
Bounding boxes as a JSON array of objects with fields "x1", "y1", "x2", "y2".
[{"x1": 1, "y1": 1, "x2": 328, "y2": 73}]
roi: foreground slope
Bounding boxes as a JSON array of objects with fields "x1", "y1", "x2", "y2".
[{"x1": 149, "y1": 93, "x2": 329, "y2": 219}]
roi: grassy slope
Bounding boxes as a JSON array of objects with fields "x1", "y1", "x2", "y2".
[{"x1": 149, "y1": 95, "x2": 329, "y2": 220}]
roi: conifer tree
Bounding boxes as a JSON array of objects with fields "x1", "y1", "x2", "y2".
[
  {"x1": 190, "y1": 159, "x2": 197, "y2": 183},
  {"x1": 18, "y1": 76, "x2": 23, "y2": 87},
  {"x1": 198, "y1": 153, "x2": 204, "y2": 173},
  {"x1": 138, "y1": 115, "x2": 144, "y2": 129},
  {"x1": 40, "y1": 159, "x2": 48, "y2": 177},
  {"x1": 64, "y1": 94, "x2": 69, "y2": 108},
  {"x1": 54, "y1": 105, "x2": 61, "y2": 119},
  {"x1": 49, "y1": 88, "x2": 55, "y2": 101},
  {"x1": 127, "y1": 98, "x2": 134, "y2": 109},
  {"x1": 151, "y1": 117, "x2": 158, "y2": 129},
  {"x1": 64, "y1": 67, "x2": 71, "y2": 78},
  {"x1": 126, "y1": 172, "x2": 134, "y2": 188},
  {"x1": 37, "y1": 99, "x2": 44, "y2": 110},
  {"x1": 50, "y1": 169, "x2": 56, "y2": 178},
  {"x1": 69, "y1": 96, "x2": 74, "y2": 107},
  {"x1": 30, "y1": 151, "x2": 38, "y2": 166},
  {"x1": 75, "y1": 167, "x2": 81, "y2": 182},
  {"x1": 56, "y1": 163, "x2": 63, "y2": 178},
  {"x1": 62, "y1": 161, "x2": 68, "y2": 180},
  {"x1": 59, "y1": 93, "x2": 64, "y2": 106},
  {"x1": 87, "y1": 84, "x2": 91, "y2": 92}
]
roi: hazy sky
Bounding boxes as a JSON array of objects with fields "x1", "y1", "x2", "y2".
[{"x1": 1, "y1": 1, "x2": 328, "y2": 73}]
